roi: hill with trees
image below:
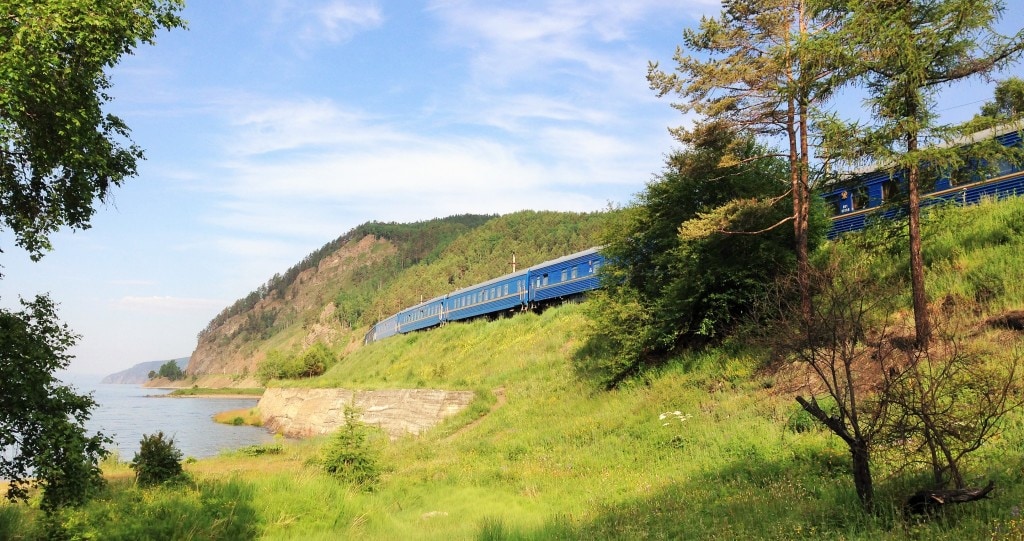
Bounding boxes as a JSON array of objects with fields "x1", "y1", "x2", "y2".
[
  {"x1": 100, "y1": 357, "x2": 189, "y2": 385},
  {"x1": 182, "y1": 211, "x2": 611, "y2": 386}
]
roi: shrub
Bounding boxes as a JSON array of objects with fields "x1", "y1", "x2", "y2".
[
  {"x1": 157, "y1": 360, "x2": 184, "y2": 381},
  {"x1": 130, "y1": 432, "x2": 185, "y2": 487},
  {"x1": 318, "y1": 407, "x2": 383, "y2": 489}
]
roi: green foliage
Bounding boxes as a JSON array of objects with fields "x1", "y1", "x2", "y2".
[
  {"x1": 964, "y1": 77, "x2": 1024, "y2": 130},
  {"x1": 234, "y1": 443, "x2": 283, "y2": 457},
  {"x1": 41, "y1": 479, "x2": 260, "y2": 540},
  {"x1": 0, "y1": 0, "x2": 186, "y2": 258},
  {"x1": 156, "y1": 359, "x2": 184, "y2": 381},
  {"x1": 317, "y1": 407, "x2": 384, "y2": 489},
  {"x1": 582, "y1": 129, "x2": 812, "y2": 385},
  {"x1": 0, "y1": 506, "x2": 26, "y2": 540},
  {"x1": 256, "y1": 343, "x2": 337, "y2": 383},
  {"x1": 130, "y1": 432, "x2": 185, "y2": 487},
  {"x1": 785, "y1": 396, "x2": 836, "y2": 434},
  {"x1": 0, "y1": 295, "x2": 109, "y2": 511}
]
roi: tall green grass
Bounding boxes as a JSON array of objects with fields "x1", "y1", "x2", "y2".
[{"x1": 6, "y1": 199, "x2": 1024, "y2": 539}]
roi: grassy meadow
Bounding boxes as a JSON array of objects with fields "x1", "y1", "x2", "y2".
[{"x1": 5, "y1": 198, "x2": 1024, "y2": 539}]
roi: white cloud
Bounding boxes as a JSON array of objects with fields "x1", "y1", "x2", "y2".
[
  {"x1": 268, "y1": 0, "x2": 383, "y2": 45},
  {"x1": 316, "y1": 1, "x2": 384, "y2": 41},
  {"x1": 427, "y1": 0, "x2": 714, "y2": 87},
  {"x1": 192, "y1": 93, "x2": 671, "y2": 245}
]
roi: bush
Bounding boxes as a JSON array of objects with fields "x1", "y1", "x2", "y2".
[
  {"x1": 157, "y1": 360, "x2": 184, "y2": 381},
  {"x1": 256, "y1": 343, "x2": 338, "y2": 383},
  {"x1": 130, "y1": 432, "x2": 185, "y2": 487},
  {"x1": 318, "y1": 407, "x2": 383, "y2": 489}
]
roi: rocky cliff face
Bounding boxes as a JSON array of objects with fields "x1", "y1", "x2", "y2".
[
  {"x1": 258, "y1": 387, "x2": 475, "y2": 440},
  {"x1": 187, "y1": 235, "x2": 395, "y2": 381}
]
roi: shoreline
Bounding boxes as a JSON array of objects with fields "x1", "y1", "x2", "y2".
[{"x1": 147, "y1": 393, "x2": 264, "y2": 399}]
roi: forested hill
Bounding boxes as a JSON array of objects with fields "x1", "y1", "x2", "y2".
[
  {"x1": 101, "y1": 357, "x2": 189, "y2": 384},
  {"x1": 184, "y1": 211, "x2": 612, "y2": 385}
]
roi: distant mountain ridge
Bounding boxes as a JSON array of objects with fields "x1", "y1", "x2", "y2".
[{"x1": 101, "y1": 357, "x2": 189, "y2": 384}]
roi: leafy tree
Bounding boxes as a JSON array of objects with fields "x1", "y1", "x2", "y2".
[
  {"x1": 0, "y1": 296, "x2": 110, "y2": 511},
  {"x1": 296, "y1": 342, "x2": 336, "y2": 378},
  {"x1": 157, "y1": 359, "x2": 184, "y2": 381},
  {"x1": 649, "y1": 0, "x2": 845, "y2": 322},
  {"x1": 964, "y1": 76, "x2": 1024, "y2": 130},
  {"x1": 0, "y1": 0, "x2": 186, "y2": 259},
  {"x1": 827, "y1": 0, "x2": 1024, "y2": 347},
  {"x1": 979, "y1": 76, "x2": 1024, "y2": 120},
  {"x1": 581, "y1": 127, "x2": 803, "y2": 386},
  {"x1": 0, "y1": 0, "x2": 185, "y2": 512}
]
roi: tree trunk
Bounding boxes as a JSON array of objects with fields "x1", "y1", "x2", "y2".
[
  {"x1": 905, "y1": 481, "x2": 995, "y2": 515},
  {"x1": 907, "y1": 134, "x2": 931, "y2": 348},
  {"x1": 852, "y1": 442, "x2": 874, "y2": 512}
]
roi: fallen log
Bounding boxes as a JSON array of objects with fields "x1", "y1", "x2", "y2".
[{"x1": 904, "y1": 480, "x2": 995, "y2": 515}]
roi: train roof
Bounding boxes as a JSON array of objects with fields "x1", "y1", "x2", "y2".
[
  {"x1": 526, "y1": 246, "x2": 602, "y2": 272},
  {"x1": 838, "y1": 124, "x2": 1024, "y2": 179},
  {"x1": 400, "y1": 294, "x2": 446, "y2": 313},
  {"x1": 447, "y1": 267, "x2": 529, "y2": 297}
]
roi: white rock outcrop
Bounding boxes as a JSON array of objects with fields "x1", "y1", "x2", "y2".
[{"x1": 258, "y1": 388, "x2": 475, "y2": 440}]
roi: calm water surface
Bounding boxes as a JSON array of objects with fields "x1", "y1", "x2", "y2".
[{"x1": 64, "y1": 374, "x2": 275, "y2": 460}]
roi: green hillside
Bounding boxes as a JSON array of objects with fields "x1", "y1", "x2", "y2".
[
  {"x1": 17, "y1": 197, "x2": 1024, "y2": 540},
  {"x1": 186, "y1": 210, "x2": 612, "y2": 382}
]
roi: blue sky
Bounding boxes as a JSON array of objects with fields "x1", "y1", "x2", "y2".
[{"x1": 1, "y1": 0, "x2": 1021, "y2": 375}]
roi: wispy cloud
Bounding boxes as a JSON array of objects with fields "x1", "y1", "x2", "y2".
[
  {"x1": 315, "y1": 1, "x2": 384, "y2": 41},
  {"x1": 271, "y1": 0, "x2": 384, "y2": 45},
  {"x1": 196, "y1": 96, "x2": 654, "y2": 241}
]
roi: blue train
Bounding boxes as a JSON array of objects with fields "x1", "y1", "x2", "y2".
[
  {"x1": 823, "y1": 127, "x2": 1024, "y2": 238},
  {"x1": 365, "y1": 128, "x2": 1024, "y2": 344},
  {"x1": 364, "y1": 247, "x2": 604, "y2": 344}
]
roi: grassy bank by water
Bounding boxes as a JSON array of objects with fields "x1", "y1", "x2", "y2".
[
  {"x1": 4, "y1": 198, "x2": 1024, "y2": 539},
  {"x1": 167, "y1": 387, "x2": 265, "y2": 397}
]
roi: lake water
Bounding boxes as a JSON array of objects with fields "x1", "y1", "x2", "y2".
[{"x1": 63, "y1": 374, "x2": 276, "y2": 460}]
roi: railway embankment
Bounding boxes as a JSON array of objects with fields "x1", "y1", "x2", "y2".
[{"x1": 257, "y1": 387, "x2": 475, "y2": 440}]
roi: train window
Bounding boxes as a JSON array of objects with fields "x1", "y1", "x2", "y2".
[
  {"x1": 828, "y1": 196, "x2": 842, "y2": 216},
  {"x1": 951, "y1": 160, "x2": 980, "y2": 186},
  {"x1": 852, "y1": 186, "x2": 869, "y2": 210},
  {"x1": 593, "y1": 261, "x2": 601, "y2": 272},
  {"x1": 921, "y1": 165, "x2": 942, "y2": 191},
  {"x1": 571, "y1": 267, "x2": 578, "y2": 279},
  {"x1": 490, "y1": 287, "x2": 495, "y2": 298},
  {"x1": 882, "y1": 180, "x2": 899, "y2": 203},
  {"x1": 542, "y1": 274, "x2": 549, "y2": 286},
  {"x1": 504, "y1": 284, "x2": 509, "y2": 295},
  {"x1": 995, "y1": 158, "x2": 1014, "y2": 176},
  {"x1": 561, "y1": 269, "x2": 568, "y2": 282}
]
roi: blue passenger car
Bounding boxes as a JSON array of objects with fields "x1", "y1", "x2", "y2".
[
  {"x1": 397, "y1": 295, "x2": 446, "y2": 333},
  {"x1": 364, "y1": 313, "x2": 398, "y2": 344},
  {"x1": 528, "y1": 247, "x2": 604, "y2": 304},
  {"x1": 824, "y1": 127, "x2": 1024, "y2": 239},
  {"x1": 445, "y1": 268, "x2": 529, "y2": 322},
  {"x1": 364, "y1": 246, "x2": 608, "y2": 345}
]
